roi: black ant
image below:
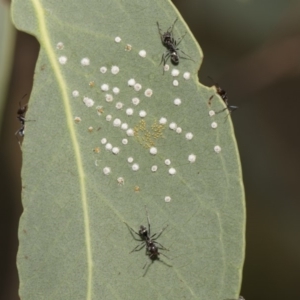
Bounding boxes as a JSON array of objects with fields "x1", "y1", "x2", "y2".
[
  {"x1": 157, "y1": 18, "x2": 194, "y2": 72},
  {"x1": 124, "y1": 206, "x2": 169, "y2": 274},
  {"x1": 208, "y1": 76, "x2": 238, "y2": 116},
  {"x1": 15, "y1": 94, "x2": 34, "y2": 147}
]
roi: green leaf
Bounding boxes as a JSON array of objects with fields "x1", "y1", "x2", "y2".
[{"x1": 12, "y1": 0, "x2": 245, "y2": 299}]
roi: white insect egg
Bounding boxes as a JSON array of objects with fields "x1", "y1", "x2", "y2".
[
  {"x1": 105, "y1": 94, "x2": 113, "y2": 102},
  {"x1": 149, "y1": 147, "x2": 157, "y2": 155},
  {"x1": 211, "y1": 122, "x2": 218, "y2": 129},
  {"x1": 171, "y1": 69, "x2": 180, "y2": 76},
  {"x1": 101, "y1": 84, "x2": 109, "y2": 91},
  {"x1": 74, "y1": 117, "x2": 81, "y2": 123},
  {"x1": 83, "y1": 97, "x2": 94, "y2": 107},
  {"x1": 151, "y1": 165, "x2": 158, "y2": 172},
  {"x1": 115, "y1": 36, "x2": 121, "y2": 43},
  {"x1": 81, "y1": 58, "x2": 90, "y2": 66},
  {"x1": 106, "y1": 115, "x2": 112, "y2": 121},
  {"x1": 113, "y1": 118, "x2": 121, "y2": 127},
  {"x1": 122, "y1": 139, "x2": 128, "y2": 145},
  {"x1": 103, "y1": 167, "x2": 111, "y2": 175},
  {"x1": 126, "y1": 128, "x2": 134, "y2": 136},
  {"x1": 159, "y1": 117, "x2": 167, "y2": 125},
  {"x1": 144, "y1": 88, "x2": 153, "y2": 97},
  {"x1": 101, "y1": 138, "x2": 107, "y2": 144},
  {"x1": 183, "y1": 72, "x2": 191, "y2": 80},
  {"x1": 214, "y1": 145, "x2": 222, "y2": 153},
  {"x1": 121, "y1": 123, "x2": 128, "y2": 130},
  {"x1": 115, "y1": 102, "x2": 123, "y2": 109},
  {"x1": 139, "y1": 50, "x2": 146, "y2": 57},
  {"x1": 100, "y1": 66, "x2": 107, "y2": 73},
  {"x1": 169, "y1": 122, "x2": 177, "y2": 130},
  {"x1": 132, "y1": 97, "x2": 140, "y2": 105},
  {"x1": 111, "y1": 65, "x2": 120, "y2": 74},
  {"x1": 185, "y1": 132, "x2": 193, "y2": 140},
  {"x1": 126, "y1": 108, "x2": 134, "y2": 116},
  {"x1": 139, "y1": 110, "x2": 147, "y2": 118},
  {"x1": 127, "y1": 157, "x2": 134, "y2": 163},
  {"x1": 169, "y1": 168, "x2": 176, "y2": 175},
  {"x1": 209, "y1": 110, "x2": 215, "y2": 117},
  {"x1": 173, "y1": 80, "x2": 179, "y2": 87},
  {"x1": 112, "y1": 147, "x2": 120, "y2": 154},
  {"x1": 132, "y1": 163, "x2": 139, "y2": 171},
  {"x1": 165, "y1": 196, "x2": 171, "y2": 202},
  {"x1": 164, "y1": 64, "x2": 170, "y2": 72},
  {"x1": 56, "y1": 42, "x2": 64, "y2": 50},
  {"x1": 112, "y1": 87, "x2": 120, "y2": 94},
  {"x1": 188, "y1": 154, "x2": 196, "y2": 163},
  {"x1": 72, "y1": 90, "x2": 79, "y2": 97},
  {"x1": 164, "y1": 159, "x2": 171, "y2": 166},
  {"x1": 58, "y1": 56, "x2": 67, "y2": 64},
  {"x1": 128, "y1": 78, "x2": 136, "y2": 86},
  {"x1": 176, "y1": 127, "x2": 182, "y2": 134},
  {"x1": 174, "y1": 98, "x2": 181, "y2": 106},
  {"x1": 134, "y1": 83, "x2": 142, "y2": 91},
  {"x1": 105, "y1": 143, "x2": 112, "y2": 150}
]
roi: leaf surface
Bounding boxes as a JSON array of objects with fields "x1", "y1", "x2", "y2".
[{"x1": 12, "y1": 0, "x2": 245, "y2": 299}]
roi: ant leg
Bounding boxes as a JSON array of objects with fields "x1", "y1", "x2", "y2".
[
  {"x1": 156, "y1": 21, "x2": 163, "y2": 40},
  {"x1": 124, "y1": 222, "x2": 143, "y2": 241},
  {"x1": 216, "y1": 107, "x2": 228, "y2": 114},
  {"x1": 151, "y1": 224, "x2": 168, "y2": 240},
  {"x1": 207, "y1": 76, "x2": 217, "y2": 85},
  {"x1": 130, "y1": 243, "x2": 146, "y2": 253},
  {"x1": 159, "y1": 252, "x2": 170, "y2": 259},
  {"x1": 153, "y1": 241, "x2": 168, "y2": 250},
  {"x1": 176, "y1": 32, "x2": 187, "y2": 46},
  {"x1": 221, "y1": 106, "x2": 238, "y2": 122},
  {"x1": 208, "y1": 95, "x2": 214, "y2": 106},
  {"x1": 216, "y1": 108, "x2": 231, "y2": 123},
  {"x1": 178, "y1": 50, "x2": 195, "y2": 62},
  {"x1": 142, "y1": 262, "x2": 148, "y2": 270},
  {"x1": 142, "y1": 260, "x2": 154, "y2": 276},
  {"x1": 168, "y1": 17, "x2": 178, "y2": 37},
  {"x1": 224, "y1": 113, "x2": 231, "y2": 123},
  {"x1": 145, "y1": 205, "x2": 151, "y2": 237},
  {"x1": 160, "y1": 52, "x2": 170, "y2": 74},
  {"x1": 159, "y1": 51, "x2": 170, "y2": 65}
]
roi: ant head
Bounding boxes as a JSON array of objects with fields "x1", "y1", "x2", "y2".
[
  {"x1": 216, "y1": 86, "x2": 227, "y2": 101},
  {"x1": 18, "y1": 93, "x2": 28, "y2": 115},
  {"x1": 164, "y1": 32, "x2": 172, "y2": 39},
  {"x1": 139, "y1": 225, "x2": 148, "y2": 236},
  {"x1": 17, "y1": 104, "x2": 28, "y2": 115}
]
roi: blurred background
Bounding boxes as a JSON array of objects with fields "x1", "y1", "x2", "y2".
[{"x1": 1, "y1": 0, "x2": 300, "y2": 299}]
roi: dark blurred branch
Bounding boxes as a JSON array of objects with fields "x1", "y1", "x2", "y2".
[{"x1": 224, "y1": 35, "x2": 300, "y2": 97}]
